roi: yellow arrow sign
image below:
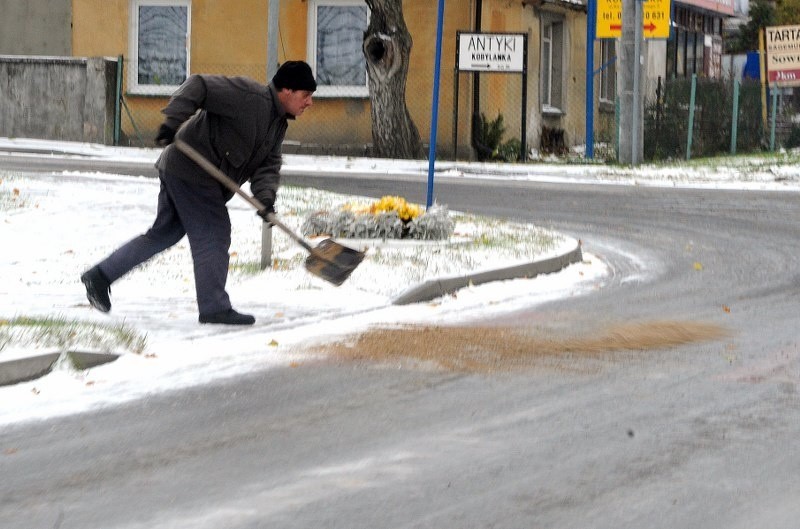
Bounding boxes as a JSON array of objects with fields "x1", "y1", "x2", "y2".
[
  {"x1": 597, "y1": 0, "x2": 623, "y2": 39},
  {"x1": 643, "y1": 0, "x2": 671, "y2": 39},
  {"x1": 596, "y1": 0, "x2": 671, "y2": 40}
]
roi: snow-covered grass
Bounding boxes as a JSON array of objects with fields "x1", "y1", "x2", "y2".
[
  {"x1": 0, "y1": 316, "x2": 147, "y2": 356},
  {"x1": 0, "y1": 175, "x2": 566, "y2": 354}
]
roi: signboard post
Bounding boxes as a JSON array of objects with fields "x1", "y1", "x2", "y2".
[
  {"x1": 455, "y1": 32, "x2": 528, "y2": 162},
  {"x1": 457, "y1": 32, "x2": 526, "y2": 72}
]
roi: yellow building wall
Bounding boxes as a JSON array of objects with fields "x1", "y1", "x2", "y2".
[
  {"x1": 71, "y1": 0, "x2": 591, "y2": 157},
  {"x1": 71, "y1": 0, "x2": 477, "y2": 153},
  {"x1": 563, "y1": 10, "x2": 591, "y2": 149},
  {"x1": 482, "y1": 1, "x2": 534, "y2": 154},
  {"x1": 281, "y1": 0, "x2": 475, "y2": 151},
  {"x1": 73, "y1": 0, "x2": 271, "y2": 141},
  {"x1": 493, "y1": 0, "x2": 590, "y2": 152}
]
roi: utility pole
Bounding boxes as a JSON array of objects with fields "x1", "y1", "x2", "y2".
[
  {"x1": 262, "y1": 0, "x2": 280, "y2": 270},
  {"x1": 618, "y1": 0, "x2": 646, "y2": 165},
  {"x1": 267, "y1": 0, "x2": 280, "y2": 79}
]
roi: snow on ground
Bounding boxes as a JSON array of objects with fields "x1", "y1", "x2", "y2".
[{"x1": 1, "y1": 137, "x2": 799, "y2": 425}]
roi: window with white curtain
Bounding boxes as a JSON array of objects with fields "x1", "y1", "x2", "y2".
[
  {"x1": 129, "y1": 0, "x2": 190, "y2": 95},
  {"x1": 308, "y1": 0, "x2": 369, "y2": 97}
]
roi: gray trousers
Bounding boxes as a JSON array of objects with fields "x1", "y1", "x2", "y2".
[{"x1": 97, "y1": 170, "x2": 232, "y2": 315}]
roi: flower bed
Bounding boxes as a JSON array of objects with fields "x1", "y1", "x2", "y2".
[{"x1": 302, "y1": 195, "x2": 454, "y2": 240}]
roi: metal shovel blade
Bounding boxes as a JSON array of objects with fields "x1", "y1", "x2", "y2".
[{"x1": 304, "y1": 238, "x2": 366, "y2": 286}]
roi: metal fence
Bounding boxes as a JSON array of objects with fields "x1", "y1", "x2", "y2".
[
  {"x1": 644, "y1": 76, "x2": 800, "y2": 160},
  {"x1": 452, "y1": 70, "x2": 526, "y2": 162}
]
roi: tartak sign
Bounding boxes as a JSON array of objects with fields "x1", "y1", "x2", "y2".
[{"x1": 766, "y1": 24, "x2": 800, "y2": 86}]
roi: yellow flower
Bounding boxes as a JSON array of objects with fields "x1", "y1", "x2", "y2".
[
  {"x1": 341, "y1": 202, "x2": 371, "y2": 215},
  {"x1": 343, "y1": 195, "x2": 422, "y2": 221},
  {"x1": 398, "y1": 202, "x2": 422, "y2": 221}
]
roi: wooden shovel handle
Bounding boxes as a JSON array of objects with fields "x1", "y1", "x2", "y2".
[
  {"x1": 173, "y1": 139, "x2": 315, "y2": 254},
  {"x1": 174, "y1": 139, "x2": 265, "y2": 210}
]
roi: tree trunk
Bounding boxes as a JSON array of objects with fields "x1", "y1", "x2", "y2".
[{"x1": 363, "y1": 0, "x2": 424, "y2": 159}]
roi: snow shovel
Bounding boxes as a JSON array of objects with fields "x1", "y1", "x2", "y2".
[{"x1": 174, "y1": 139, "x2": 365, "y2": 286}]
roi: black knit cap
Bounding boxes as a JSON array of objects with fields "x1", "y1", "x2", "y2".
[{"x1": 272, "y1": 61, "x2": 317, "y2": 92}]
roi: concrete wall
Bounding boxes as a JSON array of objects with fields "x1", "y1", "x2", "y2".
[
  {"x1": 0, "y1": 56, "x2": 118, "y2": 144},
  {"x1": 0, "y1": 0, "x2": 72, "y2": 55}
]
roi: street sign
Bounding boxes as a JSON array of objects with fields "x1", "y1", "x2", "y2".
[
  {"x1": 643, "y1": 0, "x2": 671, "y2": 39},
  {"x1": 457, "y1": 32, "x2": 526, "y2": 72},
  {"x1": 596, "y1": 0, "x2": 671, "y2": 39},
  {"x1": 765, "y1": 24, "x2": 800, "y2": 86},
  {"x1": 596, "y1": 0, "x2": 622, "y2": 39}
]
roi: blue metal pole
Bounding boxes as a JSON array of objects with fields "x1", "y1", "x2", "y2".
[
  {"x1": 426, "y1": 0, "x2": 445, "y2": 209},
  {"x1": 770, "y1": 87, "x2": 778, "y2": 151},
  {"x1": 730, "y1": 78, "x2": 740, "y2": 154},
  {"x1": 586, "y1": 0, "x2": 596, "y2": 159},
  {"x1": 686, "y1": 73, "x2": 697, "y2": 160}
]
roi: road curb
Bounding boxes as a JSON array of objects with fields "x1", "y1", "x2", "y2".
[
  {"x1": 0, "y1": 351, "x2": 120, "y2": 387},
  {"x1": 392, "y1": 242, "x2": 583, "y2": 305},
  {"x1": 0, "y1": 353, "x2": 61, "y2": 386}
]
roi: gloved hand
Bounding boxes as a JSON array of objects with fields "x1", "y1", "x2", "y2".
[
  {"x1": 257, "y1": 205, "x2": 275, "y2": 223},
  {"x1": 155, "y1": 124, "x2": 176, "y2": 146}
]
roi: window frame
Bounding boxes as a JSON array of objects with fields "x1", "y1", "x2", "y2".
[
  {"x1": 128, "y1": 0, "x2": 191, "y2": 96},
  {"x1": 542, "y1": 23, "x2": 553, "y2": 105},
  {"x1": 307, "y1": 0, "x2": 370, "y2": 98},
  {"x1": 540, "y1": 15, "x2": 565, "y2": 115},
  {"x1": 599, "y1": 39, "x2": 616, "y2": 104}
]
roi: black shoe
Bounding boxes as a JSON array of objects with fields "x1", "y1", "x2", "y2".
[
  {"x1": 199, "y1": 308, "x2": 255, "y2": 325},
  {"x1": 81, "y1": 266, "x2": 112, "y2": 313}
]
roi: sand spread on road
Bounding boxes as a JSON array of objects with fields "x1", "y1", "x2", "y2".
[{"x1": 317, "y1": 320, "x2": 730, "y2": 373}]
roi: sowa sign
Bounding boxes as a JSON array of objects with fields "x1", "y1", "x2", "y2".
[
  {"x1": 457, "y1": 32, "x2": 526, "y2": 73},
  {"x1": 766, "y1": 24, "x2": 800, "y2": 86}
]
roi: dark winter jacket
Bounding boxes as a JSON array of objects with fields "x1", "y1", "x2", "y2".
[{"x1": 155, "y1": 74, "x2": 291, "y2": 209}]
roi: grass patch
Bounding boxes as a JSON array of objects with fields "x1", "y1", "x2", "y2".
[
  {"x1": 270, "y1": 255, "x2": 305, "y2": 271},
  {"x1": 229, "y1": 260, "x2": 263, "y2": 276},
  {"x1": 0, "y1": 316, "x2": 147, "y2": 355},
  {"x1": 644, "y1": 150, "x2": 800, "y2": 169}
]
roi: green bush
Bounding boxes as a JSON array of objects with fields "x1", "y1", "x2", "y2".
[
  {"x1": 786, "y1": 123, "x2": 800, "y2": 148},
  {"x1": 497, "y1": 138, "x2": 523, "y2": 162},
  {"x1": 474, "y1": 113, "x2": 522, "y2": 162}
]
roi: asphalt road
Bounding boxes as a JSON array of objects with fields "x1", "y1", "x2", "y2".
[{"x1": 2, "y1": 162, "x2": 799, "y2": 528}]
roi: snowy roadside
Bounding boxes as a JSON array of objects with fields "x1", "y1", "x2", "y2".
[
  {"x1": 1, "y1": 160, "x2": 605, "y2": 425},
  {"x1": 3, "y1": 137, "x2": 800, "y2": 191},
  {"x1": 2, "y1": 137, "x2": 799, "y2": 425}
]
